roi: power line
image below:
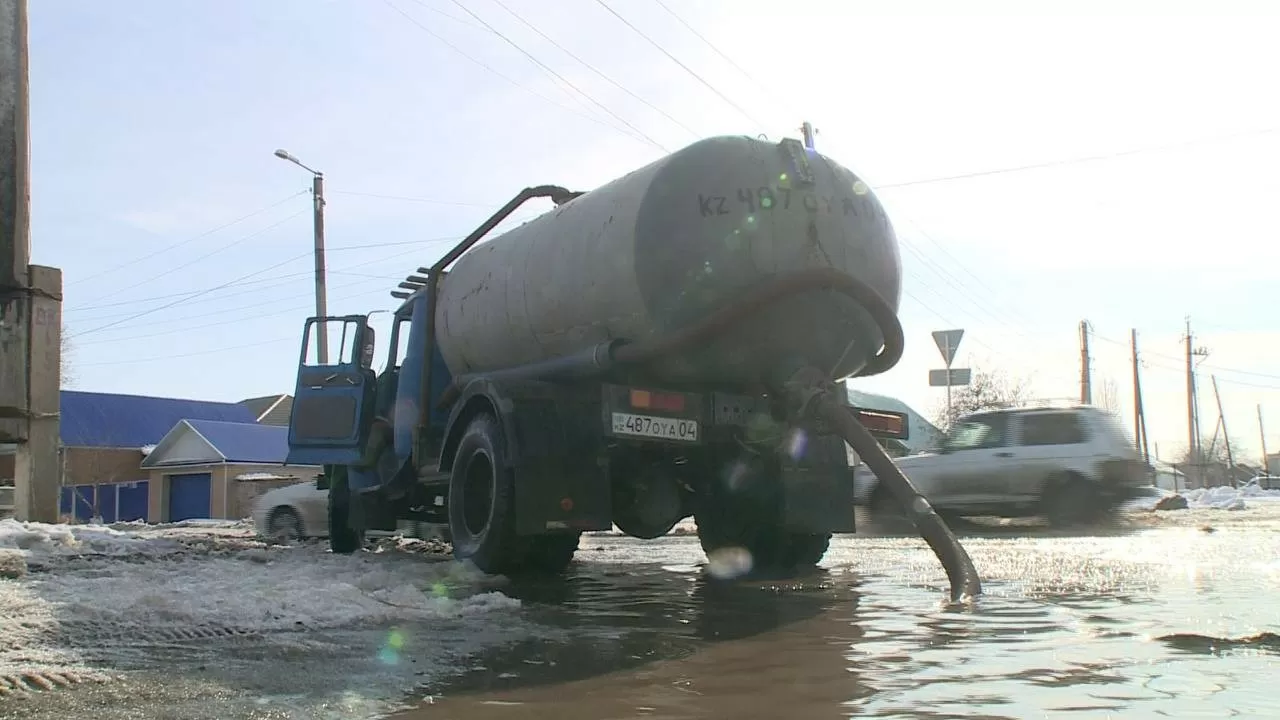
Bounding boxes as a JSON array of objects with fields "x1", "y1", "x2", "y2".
[
  {"x1": 67, "y1": 250, "x2": 316, "y2": 339},
  {"x1": 69, "y1": 191, "x2": 308, "y2": 287},
  {"x1": 73, "y1": 275, "x2": 398, "y2": 347},
  {"x1": 76, "y1": 336, "x2": 300, "y2": 368},
  {"x1": 649, "y1": 0, "x2": 779, "y2": 105},
  {"x1": 402, "y1": 0, "x2": 490, "y2": 31},
  {"x1": 381, "y1": 0, "x2": 655, "y2": 148},
  {"x1": 592, "y1": 0, "x2": 766, "y2": 132},
  {"x1": 490, "y1": 0, "x2": 700, "y2": 140},
  {"x1": 327, "y1": 190, "x2": 496, "y2": 207},
  {"x1": 73, "y1": 208, "x2": 310, "y2": 309},
  {"x1": 874, "y1": 125, "x2": 1280, "y2": 191},
  {"x1": 447, "y1": 0, "x2": 668, "y2": 152}
]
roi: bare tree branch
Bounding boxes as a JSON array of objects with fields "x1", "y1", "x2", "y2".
[
  {"x1": 931, "y1": 365, "x2": 1031, "y2": 429},
  {"x1": 1094, "y1": 376, "x2": 1121, "y2": 416},
  {"x1": 61, "y1": 325, "x2": 75, "y2": 388}
]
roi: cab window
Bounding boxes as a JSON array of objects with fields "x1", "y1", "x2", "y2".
[
  {"x1": 1019, "y1": 412, "x2": 1087, "y2": 446},
  {"x1": 942, "y1": 413, "x2": 1010, "y2": 451}
]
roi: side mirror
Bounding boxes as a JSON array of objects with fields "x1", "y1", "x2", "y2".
[
  {"x1": 316, "y1": 472, "x2": 331, "y2": 491},
  {"x1": 360, "y1": 326, "x2": 377, "y2": 369}
]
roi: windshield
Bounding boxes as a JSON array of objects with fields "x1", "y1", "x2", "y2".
[{"x1": 940, "y1": 414, "x2": 1007, "y2": 451}]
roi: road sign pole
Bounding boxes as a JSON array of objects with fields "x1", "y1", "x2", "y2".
[{"x1": 930, "y1": 329, "x2": 966, "y2": 429}]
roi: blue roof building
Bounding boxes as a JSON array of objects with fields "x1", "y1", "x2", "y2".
[
  {"x1": 141, "y1": 420, "x2": 293, "y2": 469},
  {"x1": 60, "y1": 390, "x2": 257, "y2": 449}
]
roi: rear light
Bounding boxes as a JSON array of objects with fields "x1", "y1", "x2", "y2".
[{"x1": 630, "y1": 389, "x2": 686, "y2": 412}]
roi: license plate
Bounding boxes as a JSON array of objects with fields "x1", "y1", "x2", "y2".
[{"x1": 611, "y1": 412, "x2": 699, "y2": 442}]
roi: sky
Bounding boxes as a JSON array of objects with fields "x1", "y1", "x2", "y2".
[{"x1": 26, "y1": 0, "x2": 1280, "y2": 463}]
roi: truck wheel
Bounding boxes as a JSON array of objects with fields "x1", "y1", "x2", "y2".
[
  {"x1": 448, "y1": 413, "x2": 522, "y2": 574},
  {"x1": 1043, "y1": 473, "x2": 1100, "y2": 528},
  {"x1": 328, "y1": 469, "x2": 364, "y2": 554}
]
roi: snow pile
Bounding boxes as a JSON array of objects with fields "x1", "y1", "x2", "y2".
[
  {"x1": 1183, "y1": 487, "x2": 1249, "y2": 511},
  {"x1": 1123, "y1": 484, "x2": 1280, "y2": 512},
  {"x1": 1238, "y1": 483, "x2": 1280, "y2": 501},
  {"x1": 0, "y1": 518, "x2": 181, "y2": 562}
]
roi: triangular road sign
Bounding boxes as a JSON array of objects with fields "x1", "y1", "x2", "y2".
[{"x1": 932, "y1": 329, "x2": 964, "y2": 366}]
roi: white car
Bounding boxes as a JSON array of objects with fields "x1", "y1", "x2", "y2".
[
  {"x1": 854, "y1": 405, "x2": 1148, "y2": 526},
  {"x1": 251, "y1": 477, "x2": 448, "y2": 545},
  {"x1": 252, "y1": 479, "x2": 330, "y2": 542}
]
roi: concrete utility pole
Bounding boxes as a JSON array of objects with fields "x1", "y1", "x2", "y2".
[
  {"x1": 2, "y1": 0, "x2": 62, "y2": 523},
  {"x1": 1078, "y1": 320, "x2": 1092, "y2": 404},
  {"x1": 273, "y1": 149, "x2": 329, "y2": 363}
]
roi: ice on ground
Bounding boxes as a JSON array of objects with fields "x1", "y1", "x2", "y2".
[
  {"x1": 0, "y1": 519, "x2": 525, "y2": 691},
  {"x1": 1, "y1": 519, "x2": 519, "y2": 631}
]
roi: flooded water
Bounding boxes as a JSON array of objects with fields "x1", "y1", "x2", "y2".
[
  {"x1": 3, "y1": 508, "x2": 1277, "y2": 719},
  {"x1": 399, "y1": 508, "x2": 1280, "y2": 719}
]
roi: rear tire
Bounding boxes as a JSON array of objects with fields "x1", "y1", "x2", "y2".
[
  {"x1": 694, "y1": 455, "x2": 831, "y2": 577},
  {"x1": 1043, "y1": 473, "x2": 1101, "y2": 528},
  {"x1": 328, "y1": 468, "x2": 364, "y2": 554},
  {"x1": 448, "y1": 413, "x2": 578, "y2": 576}
]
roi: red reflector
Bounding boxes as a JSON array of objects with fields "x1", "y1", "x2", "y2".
[
  {"x1": 650, "y1": 392, "x2": 686, "y2": 412},
  {"x1": 852, "y1": 408, "x2": 906, "y2": 438},
  {"x1": 560, "y1": 497, "x2": 574, "y2": 512}
]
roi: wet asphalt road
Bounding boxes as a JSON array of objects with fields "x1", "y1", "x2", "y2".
[{"x1": 3, "y1": 506, "x2": 1279, "y2": 719}]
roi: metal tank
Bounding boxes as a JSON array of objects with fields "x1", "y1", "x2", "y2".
[{"x1": 434, "y1": 134, "x2": 903, "y2": 387}]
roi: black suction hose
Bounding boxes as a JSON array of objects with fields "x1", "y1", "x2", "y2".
[{"x1": 809, "y1": 387, "x2": 982, "y2": 601}]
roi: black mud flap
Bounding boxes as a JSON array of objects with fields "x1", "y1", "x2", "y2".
[
  {"x1": 501, "y1": 383, "x2": 612, "y2": 535},
  {"x1": 350, "y1": 487, "x2": 400, "y2": 532},
  {"x1": 779, "y1": 433, "x2": 857, "y2": 533}
]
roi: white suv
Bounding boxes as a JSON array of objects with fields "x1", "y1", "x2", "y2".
[{"x1": 853, "y1": 405, "x2": 1148, "y2": 526}]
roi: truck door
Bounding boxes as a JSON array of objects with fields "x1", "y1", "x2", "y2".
[{"x1": 285, "y1": 315, "x2": 375, "y2": 466}]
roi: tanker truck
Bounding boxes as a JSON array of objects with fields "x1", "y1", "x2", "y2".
[{"x1": 284, "y1": 132, "x2": 981, "y2": 599}]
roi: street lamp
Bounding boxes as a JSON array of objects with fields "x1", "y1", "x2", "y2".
[{"x1": 274, "y1": 148, "x2": 329, "y2": 364}]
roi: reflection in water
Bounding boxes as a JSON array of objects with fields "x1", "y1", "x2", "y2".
[{"x1": 395, "y1": 522, "x2": 1280, "y2": 720}]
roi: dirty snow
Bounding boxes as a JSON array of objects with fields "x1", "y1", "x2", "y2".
[
  {"x1": 1123, "y1": 485, "x2": 1280, "y2": 512},
  {"x1": 0, "y1": 519, "x2": 529, "y2": 706}
]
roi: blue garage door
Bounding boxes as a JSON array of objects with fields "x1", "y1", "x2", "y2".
[
  {"x1": 72, "y1": 485, "x2": 95, "y2": 522},
  {"x1": 96, "y1": 484, "x2": 119, "y2": 524},
  {"x1": 167, "y1": 473, "x2": 212, "y2": 522},
  {"x1": 60, "y1": 487, "x2": 72, "y2": 516},
  {"x1": 116, "y1": 481, "x2": 149, "y2": 522}
]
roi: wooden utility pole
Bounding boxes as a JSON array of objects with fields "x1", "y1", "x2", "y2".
[
  {"x1": 1, "y1": 0, "x2": 61, "y2": 523},
  {"x1": 1184, "y1": 317, "x2": 1197, "y2": 484},
  {"x1": 1259, "y1": 405, "x2": 1270, "y2": 475},
  {"x1": 1130, "y1": 329, "x2": 1149, "y2": 463},
  {"x1": 1079, "y1": 320, "x2": 1092, "y2": 404},
  {"x1": 1211, "y1": 375, "x2": 1233, "y2": 473}
]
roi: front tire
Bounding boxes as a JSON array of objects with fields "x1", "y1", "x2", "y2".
[
  {"x1": 328, "y1": 468, "x2": 365, "y2": 554},
  {"x1": 267, "y1": 507, "x2": 302, "y2": 543},
  {"x1": 448, "y1": 413, "x2": 578, "y2": 576},
  {"x1": 1042, "y1": 473, "x2": 1101, "y2": 528}
]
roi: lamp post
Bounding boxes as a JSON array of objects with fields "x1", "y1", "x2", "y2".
[{"x1": 273, "y1": 149, "x2": 329, "y2": 364}]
